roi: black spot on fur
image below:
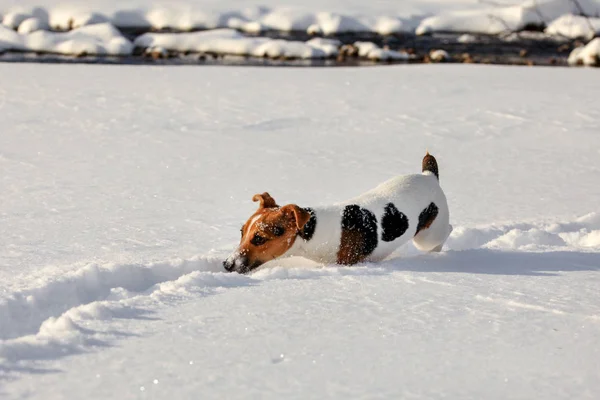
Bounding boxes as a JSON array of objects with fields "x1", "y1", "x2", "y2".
[
  {"x1": 299, "y1": 208, "x2": 317, "y2": 241},
  {"x1": 415, "y1": 202, "x2": 439, "y2": 235},
  {"x1": 381, "y1": 203, "x2": 409, "y2": 242},
  {"x1": 341, "y1": 205, "x2": 378, "y2": 258}
]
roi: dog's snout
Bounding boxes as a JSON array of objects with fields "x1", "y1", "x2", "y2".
[
  {"x1": 223, "y1": 260, "x2": 235, "y2": 272},
  {"x1": 223, "y1": 255, "x2": 249, "y2": 273}
]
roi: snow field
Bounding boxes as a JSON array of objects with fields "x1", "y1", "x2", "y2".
[
  {"x1": 1, "y1": 211, "x2": 599, "y2": 367},
  {"x1": 1, "y1": 63, "x2": 599, "y2": 399}
]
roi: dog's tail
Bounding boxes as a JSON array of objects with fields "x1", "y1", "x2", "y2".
[{"x1": 422, "y1": 151, "x2": 439, "y2": 180}]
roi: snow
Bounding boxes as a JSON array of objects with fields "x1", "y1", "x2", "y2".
[
  {"x1": 0, "y1": 22, "x2": 132, "y2": 55},
  {"x1": 416, "y1": 0, "x2": 600, "y2": 35},
  {"x1": 0, "y1": 1, "x2": 444, "y2": 33},
  {"x1": 546, "y1": 14, "x2": 600, "y2": 40},
  {"x1": 353, "y1": 41, "x2": 410, "y2": 60},
  {"x1": 1, "y1": 0, "x2": 599, "y2": 56},
  {"x1": 16, "y1": 17, "x2": 49, "y2": 34},
  {"x1": 1, "y1": 64, "x2": 600, "y2": 398},
  {"x1": 429, "y1": 49, "x2": 450, "y2": 62},
  {"x1": 568, "y1": 37, "x2": 600, "y2": 65},
  {"x1": 2, "y1": 0, "x2": 582, "y2": 35},
  {"x1": 134, "y1": 28, "x2": 338, "y2": 59}
]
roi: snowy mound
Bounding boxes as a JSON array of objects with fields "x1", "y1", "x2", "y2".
[
  {"x1": 568, "y1": 37, "x2": 600, "y2": 65},
  {"x1": 416, "y1": 0, "x2": 600, "y2": 35},
  {"x1": 134, "y1": 29, "x2": 339, "y2": 59},
  {"x1": 133, "y1": 30, "x2": 409, "y2": 60},
  {"x1": 2, "y1": 0, "x2": 598, "y2": 37},
  {"x1": 545, "y1": 14, "x2": 600, "y2": 39},
  {"x1": 0, "y1": 22, "x2": 132, "y2": 55},
  {"x1": 0, "y1": 3, "x2": 415, "y2": 35}
]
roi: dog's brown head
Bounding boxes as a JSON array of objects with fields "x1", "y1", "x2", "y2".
[{"x1": 223, "y1": 193, "x2": 312, "y2": 274}]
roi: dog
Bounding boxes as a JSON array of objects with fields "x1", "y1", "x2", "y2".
[{"x1": 223, "y1": 152, "x2": 451, "y2": 274}]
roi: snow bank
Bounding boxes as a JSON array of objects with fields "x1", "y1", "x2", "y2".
[
  {"x1": 416, "y1": 0, "x2": 600, "y2": 35},
  {"x1": 6, "y1": 1, "x2": 571, "y2": 36},
  {"x1": 545, "y1": 14, "x2": 600, "y2": 39},
  {"x1": 0, "y1": 22, "x2": 132, "y2": 55},
  {"x1": 134, "y1": 28, "x2": 338, "y2": 59},
  {"x1": 3, "y1": 0, "x2": 600, "y2": 38},
  {"x1": 255, "y1": 8, "x2": 407, "y2": 35},
  {"x1": 17, "y1": 16, "x2": 49, "y2": 34},
  {"x1": 447, "y1": 212, "x2": 600, "y2": 251},
  {"x1": 568, "y1": 37, "x2": 600, "y2": 65},
  {"x1": 1, "y1": 4, "x2": 411, "y2": 35}
]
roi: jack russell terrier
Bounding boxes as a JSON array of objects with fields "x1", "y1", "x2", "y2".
[{"x1": 224, "y1": 152, "x2": 451, "y2": 274}]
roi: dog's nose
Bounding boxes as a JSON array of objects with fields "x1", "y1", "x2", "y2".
[{"x1": 223, "y1": 256, "x2": 249, "y2": 273}]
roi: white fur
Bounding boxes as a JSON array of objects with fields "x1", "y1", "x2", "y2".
[{"x1": 288, "y1": 171, "x2": 451, "y2": 263}]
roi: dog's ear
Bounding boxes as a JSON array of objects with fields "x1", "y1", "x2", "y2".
[
  {"x1": 281, "y1": 204, "x2": 312, "y2": 230},
  {"x1": 252, "y1": 192, "x2": 278, "y2": 209}
]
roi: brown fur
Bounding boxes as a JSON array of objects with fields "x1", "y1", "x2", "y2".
[
  {"x1": 415, "y1": 203, "x2": 439, "y2": 236},
  {"x1": 415, "y1": 215, "x2": 436, "y2": 235},
  {"x1": 335, "y1": 205, "x2": 378, "y2": 265},
  {"x1": 252, "y1": 192, "x2": 278, "y2": 208},
  {"x1": 422, "y1": 151, "x2": 439, "y2": 180},
  {"x1": 236, "y1": 193, "x2": 312, "y2": 268},
  {"x1": 337, "y1": 230, "x2": 368, "y2": 265}
]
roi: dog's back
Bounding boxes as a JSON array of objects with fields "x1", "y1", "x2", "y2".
[{"x1": 340, "y1": 152, "x2": 450, "y2": 260}]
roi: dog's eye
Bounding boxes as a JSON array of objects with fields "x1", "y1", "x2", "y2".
[
  {"x1": 273, "y1": 226, "x2": 285, "y2": 237},
  {"x1": 240, "y1": 227, "x2": 244, "y2": 237},
  {"x1": 251, "y1": 234, "x2": 267, "y2": 246}
]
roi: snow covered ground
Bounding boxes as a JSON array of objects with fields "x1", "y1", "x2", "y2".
[{"x1": 1, "y1": 64, "x2": 600, "y2": 399}]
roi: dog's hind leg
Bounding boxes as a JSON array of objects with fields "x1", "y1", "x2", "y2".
[
  {"x1": 412, "y1": 204, "x2": 451, "y2": 252},
  {"x1": 430, "y1": 243, "x2": 444, "y2": 252},
  {"x1": 428, "y1": 225, "x2": 452, "y2": 252}
]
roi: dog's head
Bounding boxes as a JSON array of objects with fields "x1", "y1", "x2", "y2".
[{"x1": 223, "y1": 193, "x2": 312, "y2": 274}]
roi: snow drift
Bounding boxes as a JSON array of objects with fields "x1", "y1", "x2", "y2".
[
  {"x1": 0, "y1": 22, "x2": 132, "y2": 55},
  {"x1": 416, "y1": 0, "x2": 600, "y2": 35},
  {"x1": 568, "y1": 37, "x2": 600, "y2": 65}
]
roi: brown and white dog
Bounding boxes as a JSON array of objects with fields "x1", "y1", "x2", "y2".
[{"x1": 224, "y1": 152, "x2": 451, "y2": 274}]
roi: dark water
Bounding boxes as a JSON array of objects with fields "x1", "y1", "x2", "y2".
[{"x1": 0, "y1": 30, "x2": 579, "y2": 67}]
